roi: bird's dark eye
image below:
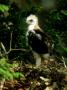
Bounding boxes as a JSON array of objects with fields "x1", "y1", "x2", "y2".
[{"x1": 29, "y1": 19, "x2": 33, "y2": 22}]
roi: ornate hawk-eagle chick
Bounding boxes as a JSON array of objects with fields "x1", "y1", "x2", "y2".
[{"x1": 26, "y1": 14, "x2": 53, "y2": 67}]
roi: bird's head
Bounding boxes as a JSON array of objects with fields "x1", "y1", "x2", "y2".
[{"x1": 26, "y1": 14, "x2": 38, "y2": 26}]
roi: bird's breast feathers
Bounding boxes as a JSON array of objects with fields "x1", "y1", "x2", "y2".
[
  {"x1": 26, "y1": 29, "x2": 50, "y2": 54},
  {"x1": 27, "y1": 29, "x2": 43, "y2": 41}
]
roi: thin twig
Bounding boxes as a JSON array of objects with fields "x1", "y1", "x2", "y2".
[
  {"x1": 62, "y1": 56, "x2": 67, "y2": 68},
  {"x1": 0, "y1": 44, "x2": 2, "y2": 57},
  {"x1": 0, "y1": 31, "x2": 29, "y2": 57},
  {"x1": 0, "y1": 42, "x2": 9, "y2": 59},
  {"x1": 10, "y1": 31, "x2": 13, "y2": 50},
  {"x1": 0, "y1": 78, "x2": 5, "y2": 90},
  {"x1": 1, "y1": 42, "x2": 7, "y2": 54},
  {"x1": 1, "y1": 41, "x2": 28, "y2": 55},
  {"x1": 6, "y1": 48, "x2": 28, "y2": 54}
]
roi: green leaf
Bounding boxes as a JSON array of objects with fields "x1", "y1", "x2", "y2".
[
  {"x1": 61, "y1": 10, "x2": 67, "y2": 15},
  {"x1": 0, "y1": 58, "x2": 24, "y2": 80},
  {"x1": 13, "y1": 72, "x2": 24, "y2": 79},
  {"x1": 0, "y1": 68, "x2": 13, "y2": 80},
  {"x1": 0, "y1": 4, "x2": 9, "y2": 12}
]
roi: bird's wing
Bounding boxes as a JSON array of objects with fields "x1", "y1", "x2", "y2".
[{"x1": 34, "y1": 29, "x2": 54, "y2": 53}]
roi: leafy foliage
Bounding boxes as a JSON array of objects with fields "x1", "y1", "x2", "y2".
[
  {"x1": 0, "y1": 4, "x2": 9, "y2": 12},
  {"x1": 0, "y1": 58, "x2": 24, "y2": 80}
]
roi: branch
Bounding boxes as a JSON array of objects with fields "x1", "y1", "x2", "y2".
[
  {"x1": 0, "y1": 42, "x2": 7, "y2": 54},
  {"x1": 0, "y1": 31, "x2": 29, "y2": 57},
  {"x1": 62, "y1": 56, "x2": 67, "y2": 68},
  {"x1": 10, "y1": 31, "x2": 13, "y2": 50},
  {"x1": 1, "y1": 41, "x2": 29, "y2": 57},
  {"x1": 0, "y1": 79, "x2": 5, "y2": 90},
  {"x1": 6, "y1": 48, "x2": 29, "y2": 54}
]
